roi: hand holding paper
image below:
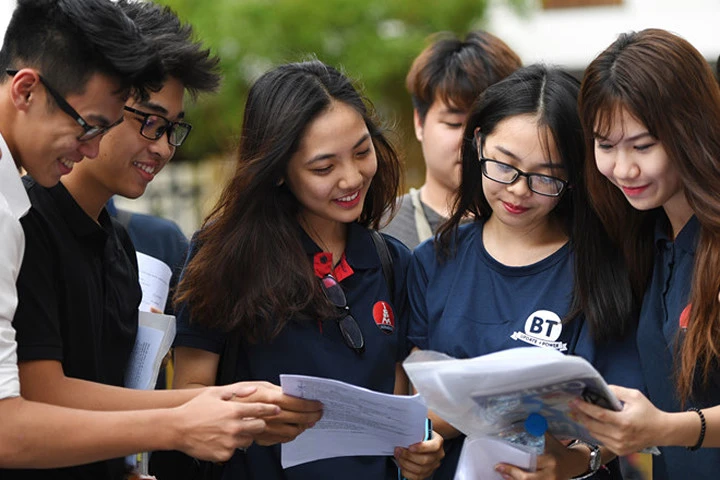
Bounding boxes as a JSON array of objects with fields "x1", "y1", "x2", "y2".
[{"x1": 280, "y1": 375, "x2": 428, "y2": 469}]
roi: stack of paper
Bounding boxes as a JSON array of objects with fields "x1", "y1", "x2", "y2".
[{"x1": 403, "y1": 347, "x2": 621, "y2": 444}]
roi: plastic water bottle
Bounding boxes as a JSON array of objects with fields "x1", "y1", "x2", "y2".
[{"x1": 497, "y1": 413, "x2": 548, "y2": 454}]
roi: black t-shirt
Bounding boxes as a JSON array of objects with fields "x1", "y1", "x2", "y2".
[{"x1": 5, "y1": 177, "x2": 141, "y2": 480}]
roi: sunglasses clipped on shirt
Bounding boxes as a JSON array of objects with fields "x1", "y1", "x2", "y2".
[{"x1": 320, "y1": 274, "x2": 365, "y2": 354}]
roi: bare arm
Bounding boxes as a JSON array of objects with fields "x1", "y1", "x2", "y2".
[
  {"x1": 19, "y1": 359, "x2": 199, "y2": 410},
  {"x1": 572, "y1": 385, "x2": 720, "y2": 454},
  {"x1": 0, "y1": 384, "x2": 278, "y2": 468}
]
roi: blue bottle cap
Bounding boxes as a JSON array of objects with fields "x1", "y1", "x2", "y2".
[{"x1": 524, "y1": 413, "x2": 548, "y2": 437}]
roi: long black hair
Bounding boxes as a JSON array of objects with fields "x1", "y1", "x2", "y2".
[
  {"x1": 439, "y1": 64, "x2": 635, "y2": 342},
  {"x1": 175, "y1": 60, "x2": 401, "y2": 341}
]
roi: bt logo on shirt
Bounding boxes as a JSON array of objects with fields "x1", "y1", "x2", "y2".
[{"x1": 510, "y1": 310, "x2": 567, "y2": 351}]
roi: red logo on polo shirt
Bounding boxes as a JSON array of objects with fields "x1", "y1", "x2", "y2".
[
  {"x1": 373, "y1": 301, "x2": 395, "y2": 334},
  {"x1": 679, "y1": 304, "x2": 691, "y2": 331}
]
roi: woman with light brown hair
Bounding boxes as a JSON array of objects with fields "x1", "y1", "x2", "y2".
[{"x1": 570, "y1": 28, "x2": 720, "y2": 479}]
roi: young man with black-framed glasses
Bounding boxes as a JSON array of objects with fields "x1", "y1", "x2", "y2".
[
  {"x1": 7, "y1": 2, "x2": 322, "y2": 479},
  {"x1": 0, "y1": 0, "x2": 293, "y2": 475}
]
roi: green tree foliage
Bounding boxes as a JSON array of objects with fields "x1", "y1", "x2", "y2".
[{"x1": 158, "y1": 0, "x2": 523, "y2": 181}]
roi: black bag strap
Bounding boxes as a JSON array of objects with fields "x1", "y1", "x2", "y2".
[{"x1": 369, "y1": 230, "x2": 394, "y2": 299}]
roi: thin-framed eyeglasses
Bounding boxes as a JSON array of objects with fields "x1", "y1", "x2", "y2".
[
  {"x1": 320, "y1": 274, "x2": 365, "y2": 354},
  {"x1": 123, "y1": 106, "x2": 192, "y2": 147},
  {"x1": 6, "y1": 69, "x2": 123, "y2": 142}
]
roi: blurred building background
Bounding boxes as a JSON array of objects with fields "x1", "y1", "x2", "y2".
[
  {"x1": 3, "y1": 1, "x2": 714, "y2": 476},
  {"x1": 1, "y1": 0, "x2": 717, "y2": 238}
]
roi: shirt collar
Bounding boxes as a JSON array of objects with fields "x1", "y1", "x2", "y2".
[
  {"x1": 654, "y1": 214, "x2": 699, "y2": 254},
  {"x1": 300, "y1": 222, "x2": 381, "y2": 276},
  {"x1": 0, "y1": 132, "x2": 30, "y2": 220},
  {"x1": 45, "y1": 180, "x2": 110, "y2": 241}
]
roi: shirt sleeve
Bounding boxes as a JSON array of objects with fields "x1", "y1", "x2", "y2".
[
  {"x1": 406, "y1": 241, "x2": 435, "y2": 351},
  {"x1": 14, "y1": 209, "x2": 64, "y2": 362},
  {"x1": 0, "y1": 205, "x2": 22, "y2": 398},
  {"x1": 173, "y1": 237, "x2": 225, "y2": 354}
]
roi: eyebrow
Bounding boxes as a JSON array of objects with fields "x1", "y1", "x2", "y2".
[
  {"x1": 135, "y1": 101, "x2": 186, "y2": 120},
  {"x1": 492, "y1": 145, "x2": 564, "y2": 169},
  {"x1": 593, "y1": 131, "x2": 653, "y2": 142},
  {"x1": 307, "y1": 134, "x2": 371, "y2": 164}
]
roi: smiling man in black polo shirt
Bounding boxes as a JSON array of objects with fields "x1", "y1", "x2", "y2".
[{"x1": 10, "y1": 2, "x2": 322, "y2": 480}]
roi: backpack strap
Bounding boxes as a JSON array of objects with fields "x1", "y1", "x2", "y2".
[
  {"x1": 369, "y1": 230, "x2": 394, "y2": 299},
  {"x1": 409, "y1": 187, "x2": 433, "y2": 245}
]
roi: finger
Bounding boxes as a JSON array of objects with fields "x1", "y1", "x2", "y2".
[
  {"x1": 261, "y1": 422, "x2": 307, "y2": 443},
  {"x1": 569, "y1": 397, "x2": 618, "y2": 421},
  {"x1": 232, "y1": 417, "x2": 268, "y2": 436},
  {"x1": 220, "y1": 384, "x2": 258, "y2": 400},
  {"x1": 149, "y1": 306, "x2": 163, "y2": 314},
  {"x1": 233, "y1": 401, "x2": 281, "y2": 419},
  {"x1": 267, "y1": 409, "x2": 322, "y2": 426},
  {"x1": 276, "y1": 394, "x2": 324, "y2": 413},
  {"x1": 495, "y1": 463, "x2": 528, "y2": 480},
  {"x1": 408, "y1": 433, "x2": 444, "y2": 453}
]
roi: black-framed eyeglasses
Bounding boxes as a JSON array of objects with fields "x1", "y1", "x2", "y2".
[
  {"x1": 479, "y1": 158, "x2": 568, "y2": 197},
  {"x1": 320, "y1": 274, "x2": 365, "y2": 354},
  {"x1": 123, "y1": 106, "x2": 192, "y2": 147},
  {"x1": 6, "y1": 69, "x2": 123, "y2": 142}
]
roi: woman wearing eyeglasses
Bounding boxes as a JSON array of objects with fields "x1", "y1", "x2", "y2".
[
  {"x1": 406, "y1": 64, "x2": 644, "y2": 480},
  {"x1": 171, "y1": 59, "x2": 444, "y2": 480}
]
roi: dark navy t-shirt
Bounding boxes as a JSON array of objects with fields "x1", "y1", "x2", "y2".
[
  {"x1": 637, "y1": 215, "x2": 720, "y2": 479},
  {"x1": 407, "y1": 220, "x2": 644, "y2": 479},
  {"x1": 175, "y1": 223, "x2": 412, "y2": 480}
]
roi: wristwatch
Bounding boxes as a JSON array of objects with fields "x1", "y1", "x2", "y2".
[{"x1": 569, "y1": 440, "x2": 602, "y2": 479}]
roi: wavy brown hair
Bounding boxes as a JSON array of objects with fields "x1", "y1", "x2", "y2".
[
  {"x1": 174, "y1": 60, "x2": 400, "y2": 342},
  {"x1": 579, "y1": 29, "x2": 720, "y2": 403}
]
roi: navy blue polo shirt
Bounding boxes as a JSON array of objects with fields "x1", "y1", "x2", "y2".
[
  {"x1": 637, "y1": 215, "x2": 720, "y2": 479},
  {"x1": 407, "y1": 220, "x2": 643, "y2": 479},
  {"x1": 175, "y1": 222, "x2": 411, "y2": 480},
  {"x1": 7, "y1": 178, "x2": 140, "y2": 480}
]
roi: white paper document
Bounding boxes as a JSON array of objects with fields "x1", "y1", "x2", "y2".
[
  {"x1": 454, "y1": 436, "x2": 535, "y2": 480},
  {"x1": 403, "y1": 347, "x2": 621, "y2": 444},
  {"x1": 124, "y1": 311, "x2": 176, "y2": 390},
  {"x1": 280, "y1": 374, "x2": 428, "y2": 469},
  {"x1": 136, "y1": 252, "x2": 172, "y2": 312}
]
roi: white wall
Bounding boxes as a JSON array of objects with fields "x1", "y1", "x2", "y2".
[
  {"x1": 486, "y1": 0, "x2": 720, "y2": 69},
  {"x1": 0, "y1": 0, "x2": 15, "y2": 49}
]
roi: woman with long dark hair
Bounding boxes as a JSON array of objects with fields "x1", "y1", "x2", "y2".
[
  {"x1": 570, "y1": 28, "x2": 720, "y2": 479},
  {"x1": 407, "y1": 64, "x2": 643, "y2": 479},
  {"x1": 172, "y1": 59, "x2": 443, "y2": 480}
]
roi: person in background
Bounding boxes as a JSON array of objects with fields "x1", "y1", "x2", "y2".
[
  {"x1": 6, "y1": 2, "x2": 318, "y2": 479},
  {"x1": 570, "y1": 28, "x2": 720, "y2": 480},
  {"x1": 407, "y1": 64, "x2": 644, "y2": 479},
  {"x1": 172, "y1": 59, "x2": 444, "y2": 480},
  {"x1": 381, "y1": 30, "x2": 521, "y2": 249}
]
